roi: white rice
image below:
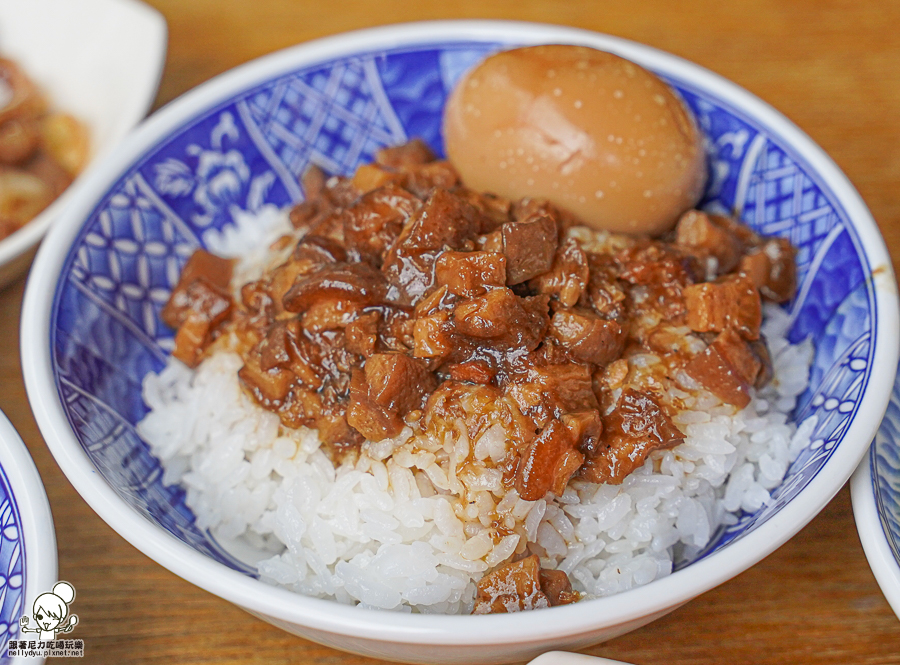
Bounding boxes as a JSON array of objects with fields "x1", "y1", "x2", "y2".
[{"x1": 137, "y1": 212, "x2": 815, "y2": 614}]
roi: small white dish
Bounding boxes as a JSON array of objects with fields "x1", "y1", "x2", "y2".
[
  {"x1": 0, "y1": 0, "x2": 167, "y2": 287},
  {"x1": 0, "y1": 409, "x2": 56, "y2": 662}
]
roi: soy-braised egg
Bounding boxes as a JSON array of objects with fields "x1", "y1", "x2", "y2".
[{"x1": 443, "y1": 44, "x2": 707, "y2": 235}]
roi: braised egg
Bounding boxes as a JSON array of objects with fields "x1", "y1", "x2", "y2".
[{"x1": 443, "y1": 44, "x2": 707, "y2": 235}]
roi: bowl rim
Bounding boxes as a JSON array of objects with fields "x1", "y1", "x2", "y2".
[
  {"x1": 851, "y1": 418, "x2": 900, "y2": 618},
  {"x1": 0, "y1": 409, "x2": 58, "y2": 643},
  {"x1": 20, "y1": 18, "x2": 900, "y2": 646},
  {"x1": 0, "y1": 0, "x2": 168, "y2": 279}
]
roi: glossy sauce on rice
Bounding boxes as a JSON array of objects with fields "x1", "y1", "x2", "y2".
[{"x1": 137, "y1": 140, "x2": 813, "y2": 613}]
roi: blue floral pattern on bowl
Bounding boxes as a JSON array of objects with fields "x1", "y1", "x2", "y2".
[
  {"x1": 871, "y1": 361, "x2": 900, "y2": 569},
  {"x1": 50, "y1": 40, "x2": 879, "y2": 575},
  {"x1": 0, "y1": 465, "x2": 25, "y2": 655}
]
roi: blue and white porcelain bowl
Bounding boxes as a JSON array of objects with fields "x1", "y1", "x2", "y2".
[
  {"x1": 19, "y1": 21, "x2": 900, "y2": 664},
  {"x1": 851, "y1": 363, "x2": 900, "y2": 618},
  {"x1": 0, "y1": 411, "x2": 56, "y2": 664}
]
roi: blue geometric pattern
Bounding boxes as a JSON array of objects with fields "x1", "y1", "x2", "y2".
[
  {"x1": 49, "y1": 40, "x2": 880, "y2": 573},
  {"x1": 871, "y1": 361, "x2": 900, "y2": 571},
  {"x1": 0, "y1": 466, "x2": 24, "y2": 654}
]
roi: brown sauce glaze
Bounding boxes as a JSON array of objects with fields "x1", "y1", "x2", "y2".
[{"x1": 164, "y1": 138, "x2": 793, "y2": 510}]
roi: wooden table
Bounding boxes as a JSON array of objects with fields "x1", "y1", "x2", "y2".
[{"x1": 2, "y1": 0, "x2": 899, "y2": 662}]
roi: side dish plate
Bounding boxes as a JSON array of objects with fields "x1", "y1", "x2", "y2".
[{"x1": 0, "y1": 0, "x2": 167, "y2": 287}]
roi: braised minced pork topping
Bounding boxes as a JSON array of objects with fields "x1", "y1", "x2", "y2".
[
  {"x1": 162, "y1": 138, "x2": 795, "y2": 493},
  {"x1": 161, "y1": 140, "x2": 796, "y2": 610}
]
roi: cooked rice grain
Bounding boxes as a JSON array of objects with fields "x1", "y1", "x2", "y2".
[{"x1": 137, "y1": 304, "x2": 813, "y2": 612}]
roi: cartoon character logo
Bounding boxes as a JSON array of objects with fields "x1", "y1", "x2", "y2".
[{"x1": 19, "y1": 581, "x2": 79, "y2": 640}]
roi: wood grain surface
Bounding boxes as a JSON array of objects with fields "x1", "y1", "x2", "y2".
[{"x1": 2, "y1": 0, "x2": 899, "y2": 663}]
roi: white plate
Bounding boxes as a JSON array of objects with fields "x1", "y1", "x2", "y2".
[{"x1": 0, "y1": 0, "x2": 167, "y2": 287}]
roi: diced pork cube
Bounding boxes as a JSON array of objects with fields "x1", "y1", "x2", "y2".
[
  {"x1": 434, "y1": 250, "x2": 507, "y2": 298},
  {"x1": 501, "y1": 215, "x2": 558, "y2": 284},
  {"x1": 516, "y1": 418, "x2": 585, "y2": 500},
  {"x1": 346, "y1": 353, "x2": 437, "y2": 440},
  {"x1": 675, "y1": 209, "x2": 744, "y2": 274},
  {"x1": 738, "y1": 237, "x2": 797, "y2": 303},
  {"x1": 549, "y1": 308, "x2": 625, "y2": 365},
  {"x1": 684, "y1": 274, "x2": 762, "y2": 339},
  {"x1": 684, "y1": 327, "x2": 765, "y2": 408},
  {"x1": 473, "y1": 555, "x2": 550, "y2": 614},
  {"x1": 578, "y1": 388, "x2": 683, "y2": 484}
]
